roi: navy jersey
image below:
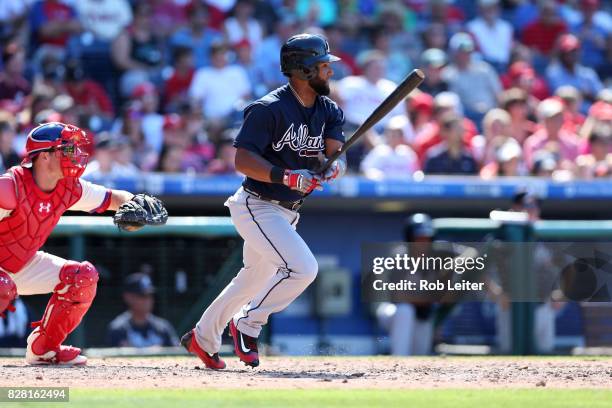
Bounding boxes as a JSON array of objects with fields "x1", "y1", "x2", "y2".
[{"x1": 234, "y1": 84, "x2": 345, "y2": 201}]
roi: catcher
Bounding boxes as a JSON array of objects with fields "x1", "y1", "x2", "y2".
[{"x1": 0, "y1": 122, "x2": 167, "y2": 366}]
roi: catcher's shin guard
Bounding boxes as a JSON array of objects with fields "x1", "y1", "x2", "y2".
[{"x1": 27, "y1": 261, "x2": 98, "y2": 365}]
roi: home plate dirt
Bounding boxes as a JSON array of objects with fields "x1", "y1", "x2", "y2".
[{"x1": 1, "y1": 357, "x2": 611, "y2": 389}]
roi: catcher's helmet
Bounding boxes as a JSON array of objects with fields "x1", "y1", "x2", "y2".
[
  {"x1": 22, "y1": 122, "x2": 91, "y2": 178},
  {"x1": 280, "y1": 34, "x2": 340, "y2": 80},
  {"x1": 404, "y1": 213, "x2": 434, "y2": 241}
]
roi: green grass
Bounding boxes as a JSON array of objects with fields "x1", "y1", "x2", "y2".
[{"x1": 9, "y1": 389, "x2": 612, "y2": 408}]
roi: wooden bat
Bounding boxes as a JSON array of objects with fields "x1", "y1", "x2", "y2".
[{"x1": 317, "y1": 69, "x2": 425, "y2": 174}]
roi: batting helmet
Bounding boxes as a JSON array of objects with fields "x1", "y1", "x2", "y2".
[
  {"x1": 22, "y1": 122, "x2": 91, "y2": 178},
  {"x1": 280, "y1": 34, "x2": 340, "y2": 80},
  {"x1": 404, "y1": 213, "x2": 434, "y2": 241}
]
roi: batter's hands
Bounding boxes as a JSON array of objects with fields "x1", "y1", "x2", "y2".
[
  {"x1": 320, "y1": 160, "x2": 346, "y2": 182},
  {"x1": 283, "y1": 169, "x2": 322, "y2": 194}
]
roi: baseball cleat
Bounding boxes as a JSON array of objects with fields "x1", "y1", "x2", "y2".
[
  {"x1": 180, "y1": 329, "x2": 226, "y2": 370},
  {"x1": 25, "y1": 344, "x2": 87, "y2": 366},
  {"x1": 229, "y1": 320, "x2": 259, "y2": 367}
]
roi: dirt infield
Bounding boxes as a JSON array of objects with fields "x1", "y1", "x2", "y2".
[{"x1": 1, "y1": 356, "x2": 610, "y2": 389}]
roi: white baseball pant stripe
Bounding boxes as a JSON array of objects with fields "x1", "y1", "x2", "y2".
[{"x1": 195, "y1": 187, "x2": 318, "y2": 353}]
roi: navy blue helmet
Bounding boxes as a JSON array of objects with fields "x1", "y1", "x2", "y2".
[{"x1": 280, "y1": 34, "x2": 340, "y2": 80}]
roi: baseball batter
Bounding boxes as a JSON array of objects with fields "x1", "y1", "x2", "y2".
[
  {"x1": 0, "y1": 122, "x2": 167, "y2": 365},
  {"x1": 181, "y1": 34, "x2": 346, "y2": 369}
]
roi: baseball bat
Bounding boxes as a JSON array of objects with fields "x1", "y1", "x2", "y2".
[{"x1": 317, "y1": 68, "x2": 425, "y2": 174}]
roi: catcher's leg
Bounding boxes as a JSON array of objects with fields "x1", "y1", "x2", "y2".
[{"x1": 12, "y1": 254, "x2": 98, "y2": 366}]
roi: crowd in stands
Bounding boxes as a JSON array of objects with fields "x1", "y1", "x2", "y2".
[{"x1": 0, "y1": 0, "x2": 610, "y2": 180}]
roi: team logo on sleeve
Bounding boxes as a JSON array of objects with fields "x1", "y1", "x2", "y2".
[
  {"x1": 38, "y1": 202, "x2": 52, "y2": 215},
  {"x1": 272, "y1": 123, "x2": 324, "y2": 157}
]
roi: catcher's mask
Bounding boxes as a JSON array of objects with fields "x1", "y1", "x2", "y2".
[
  {"x1": 22, "y1": 122, "x2": 91, "y2": 178},
  {"x1": 280, "y1": 34, "x2": 340, "y2": 81}
]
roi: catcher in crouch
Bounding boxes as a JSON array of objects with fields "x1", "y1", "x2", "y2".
[{"x1": 0, "y1": 122, "x2": 167, "y2": 366}]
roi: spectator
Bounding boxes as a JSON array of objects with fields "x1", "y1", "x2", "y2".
[
  {"x1": 33, "y1": 53, "x2": 66, "y2": 96},
  {"x1": 360, "y1": 116, "x2": 419, "y2": 180},
  {"x1": 0, "y1": 43, "x2": 30, "y2": 105},
  {"x1": 337, "y1": 50, "x2": 401, "y2": 129},
  {"x1": 170, "y1": 1, "x2": 223, "y2": 69},
  {"x1": 111, "y1": 2, "x2": 165, "y2": 97},
  {"x1": 500, "y1": 61, "x2": 550, "y2": 102},
  {"x1": 163, "y1": 113, "x2": 210, "y2": 173},
  {"x1": 112, "y1": 136, "x2": 140, "y2": 177},
  {"x1": 207, "y1": 129, "x2": 239, "y2": 175},
  {"x1": 114, "y1": 100, "x2": 157, "y2": 171},
  {"x1": 576, "y1": 123, "x2": 612, "y2": 179},
  {"x1": 224, "y1": 0, "x2": 264, "y2": 51},
  {"x1": 253, "y1": 15, "x2": 300, "y2": 93},
  {"x1": 472, "y1": 108, "x2": 513, "y2": 165},
  {"x1": 73, "y1": 0, "x2": 132, "y2": 43},
  {"x1": 442, "y1": 32, "x2": 502, "y2": 127},
  {"x1": 0, "y1": 0, "x2": 34, "y2": 45},
  {"x1": 532, "y1": 150, "x2": 559, "y2": 177},
  {"x1": 467, "y1": 0, "x2": 514, "y2": 70},
  {"x1": 82, "y1": 132, "x2": 124, "y2": 178},
  {"x1": 371, "y1": 27, "x2": 412, "y2": 84},
  {"x1": 233, "y1": 39, "x2": 265, "y2": 98},
  {"x1": 29, "y1": 0, "x2": 82, "y2": 63},
  {"x1": 571, "y1": 0, "x2": 608, "y2": 69},
  {"x1": 556, "y1": 85, "x2": 586, "y2": 134},
  {"x1": 424, "y1": 112, "x2": 479, "y2": 175},
  {"x1": 524, "y1": 98, "x2": 580, "y2": 171},
  {"x1": 131, "y1": 82, "x2": 164, "y2": 157},
  {"x1": 64, "y1": 60, "x2": 114, "y2": 120},
  {"x1": 323, "y1": 25, "x2": 358, "y2": 80},
  {"x1": 500, "y1": 87, "x2": 538, "y2": 144},
  {"x1": 414, "y1": 91, "x2": 478, "y2": 161},
  {"x1": 376, "y1": 2, "x2": 421, "y2": 64},
  {"x1": 420, "y1": 0, "x2": 466, "y2": 36},
  {"x1": 188, "y1": 42, "x2": 252, "y2": 126},
  {"x1": 480, "y1": 138, "x2": 524, "y2": 179},
  {"x1": 107, "y1": 273, "x2": 179, "y2": 348},
  {"x1": 71, "y1": 0, "x2": 132, "y2": 95},
  {"x1": 546, "y1": 34, "x2": 603, "y2": 107},
  {"x1": 0, "y1": 117, "x2": 19, "y2": 171},
  {"x1": 156, "y1": 144, "x2": 186, "y2": 173},
  {"x1": 400, "y1": 91, "x2": 435, "y2": 145},
  {"x1": 521, "y1": 0, "x2": 568, "y2": 59},
  {"x1": 149, "y1": 0, "x2": 187, "y2": 38},
  {"x1": 598, "y1": 36, "x2": 612, "y2": 87},
  {"x1": 178, "y1": 102, "x2": 215, "y2": 162},
  {"x1": 420, "y1": 22, "x2": 448, "y2": 51},
  {"x1": 580, "y1": 99, "x2": 612, "y2": 141},
  {"x1": 419, "y1": 48, "x2": 449, "y2": 96},
  {"x1": 163, "y1": 46, "x2": 195, "y2": 110}
]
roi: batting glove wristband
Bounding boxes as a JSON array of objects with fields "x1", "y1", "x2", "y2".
[
  {"x1": 321, "y1": 159, "x2": 346, "y2": 182},
  {"x1": 283, "y1": 169, "x2": 322, "y2": 194}
]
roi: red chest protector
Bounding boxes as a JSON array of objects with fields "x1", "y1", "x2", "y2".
[{"x1": 0, "y1": 167, "x2": 82, "y2": 273}]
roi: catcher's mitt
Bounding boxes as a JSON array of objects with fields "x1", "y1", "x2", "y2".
[{"x1": 113, "y1": 193, "x2": 168, "y2": 232}]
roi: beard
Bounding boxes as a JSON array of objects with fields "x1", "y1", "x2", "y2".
[{"x1": 308, "y1": 77, "x2": 330, "y2": 96}]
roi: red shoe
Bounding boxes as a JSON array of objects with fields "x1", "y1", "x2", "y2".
[
  {"x1": 180, "y1": 329, "x2": 226, "y2": 370},
  {"x1": 25, "y1": 330, "x2": 87, "y2": 366},
  {"x1": 229, "y1": 320, "x2": 259, "y2": 367}
]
